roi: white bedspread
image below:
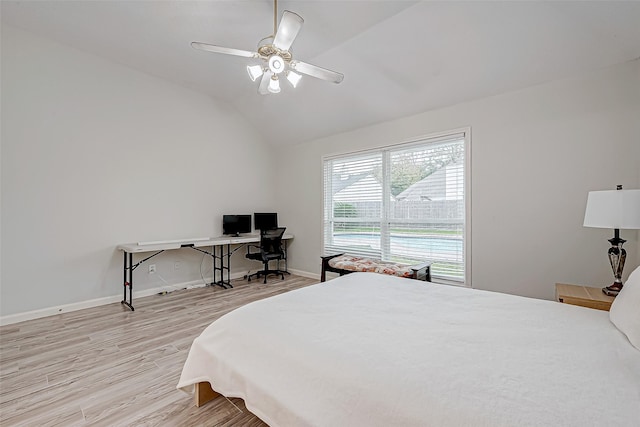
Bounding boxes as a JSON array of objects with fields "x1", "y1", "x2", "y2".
[{"x1": 177, "y1": 272, "x2": 640, "y2": 426}]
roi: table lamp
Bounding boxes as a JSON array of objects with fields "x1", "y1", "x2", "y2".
[{"x1": 583, "y1": 185, "x2": 640, "y2": 296}]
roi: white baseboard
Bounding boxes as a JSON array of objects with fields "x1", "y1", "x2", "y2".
[
  {"x1": 0, "y1": 278, "x2": 207, "y2": 326},
  {"x1": 0, "y1": 269, "x2": 319, "y2": 326},
  {"x1": 0, "y1": 273, "x2": 237, "y2": 326},
  {"x1": 287, "y1": 268, "x2": 320, "y2": 281},
  {"x1": 0, "y1": 293, "x2": 126, "y2": 327}
]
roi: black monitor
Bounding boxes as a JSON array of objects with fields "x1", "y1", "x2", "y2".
[
  {"x1": 254, "y1": 212, "x2": 278, "y2": 231},
  {"x1": 222, "y1": 214, "x2": 251, "y2": 236}
]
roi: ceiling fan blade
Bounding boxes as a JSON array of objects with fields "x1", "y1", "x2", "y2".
[
  {"x1": 273, "y1": 11, "x2": 304, "y2": 51},
  {"x1": 191, "y1": 42, "x2": 257, "y2": 58},
  {"x1": 258, "y1": 71, "x2": 273, "y2": 95},
  {"x1": 290, "y1": 60, "x2": 344, "y2": 84}
]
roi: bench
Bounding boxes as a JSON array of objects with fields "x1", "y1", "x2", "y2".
[{"x1": 321, "y1": 253, "x2": 432, "y2": 282}]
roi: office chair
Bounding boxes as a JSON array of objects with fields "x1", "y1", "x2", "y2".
[{"x1": 245, "y1": 227, "x2": 287, "y2": 284}]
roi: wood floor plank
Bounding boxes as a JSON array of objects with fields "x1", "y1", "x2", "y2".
[
  {"x1": 0, "y1": 362, "x2": 19, "y2": 378},
  {"x1": 0, "y1": 374, "x2": 49, "y2": 404},
  {"x1": 0, "y1": 274, "x2": 317, "y2": 426}
]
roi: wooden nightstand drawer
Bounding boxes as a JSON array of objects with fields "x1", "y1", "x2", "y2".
[{"x1": 555, "y1": 283, "x2": 615, "y2": 311}]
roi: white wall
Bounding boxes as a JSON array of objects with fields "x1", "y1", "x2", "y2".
[
  {"x1": 1, "y1": 26, "x2": 277, "y2": 318},
  {"x1": 636, "y1": 125, "x2": 640, "y2": 268},
  {"x1": 277, "y1": 60, "x2": 640, "y2": 300}
]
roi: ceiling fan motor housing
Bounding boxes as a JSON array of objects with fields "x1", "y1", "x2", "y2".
[
  {"x1": 268, "y1": 54, "x2": 286, "y2": 74},
  {"x1": 258, "y1": 42, "x2": 291, "y2": 71}
]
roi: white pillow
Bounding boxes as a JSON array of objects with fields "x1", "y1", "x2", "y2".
[{"x1": 610, "y1": 265, "x2": 640, "y2": 351}]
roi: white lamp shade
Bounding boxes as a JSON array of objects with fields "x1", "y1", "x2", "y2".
[
  {"x1": 247, "y1": 65, "x2": 264, "y2": 82},
  {"x1": 268, "y1": 76, "x2": 281, "y2": 93},
  {"x1": 583, "y1": 189, "x2": 640, "y2": 229}
]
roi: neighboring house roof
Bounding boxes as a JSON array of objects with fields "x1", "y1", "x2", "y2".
[
  {"x1": 332, "y1": 172, "x2": 370, "y2": 194},
  {"x1": 396, "y1": 162, "x2": 463, "y2": 201},
  {"x1": 334, "y1": 174, "x2": 387, "y2": 202}
]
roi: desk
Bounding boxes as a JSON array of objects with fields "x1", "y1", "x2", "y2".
[{"x1": 117, "y1": 234, "x2": 293, "y2": 311}]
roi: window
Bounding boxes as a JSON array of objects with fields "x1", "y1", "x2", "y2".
[{"x1": 322, "y1": 130, "x2": 469, "y2": 283}]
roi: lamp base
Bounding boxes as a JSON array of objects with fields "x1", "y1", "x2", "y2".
[
  {"x1": 603, "y1": 232, "x2": 626, "y2": 297},
  {"x1": 602, "y1": 282, "x2": 622, "y2": 297}
]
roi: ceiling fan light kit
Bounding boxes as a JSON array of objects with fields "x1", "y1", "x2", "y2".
[
  {"x1": 191, "y1": 0, "x2": 343, "y2": 95},
  {"x1": 268, "y1": 55, "x2": 285, "y2": 74},
  {"x1": 246, "y1": 65, "x2": 264, "y2": 82},
  {"x1": 268, "y1": 75, "x2": 281, "y2": 94}
]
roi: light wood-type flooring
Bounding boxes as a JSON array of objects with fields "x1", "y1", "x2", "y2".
[{"x1": 0, "y1": 274, "x2": 319, "y2": 426}]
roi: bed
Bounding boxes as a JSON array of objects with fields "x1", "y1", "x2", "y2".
[{"x1": 177, "y1": 268, "x2": 640, "y2": 426}]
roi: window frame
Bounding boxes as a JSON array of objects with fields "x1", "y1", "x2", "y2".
[{"x1": 321, "y1": 128, "x2": 472, "y2": 285}]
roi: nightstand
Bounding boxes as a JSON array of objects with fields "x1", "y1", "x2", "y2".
[{"x1": 555, "y1": 283, "x2": 615, "y2": 311}]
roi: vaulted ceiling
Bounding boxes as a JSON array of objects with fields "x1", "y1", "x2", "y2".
[{"x1": 3, "y1": 1, "x2": 640, "y2": 146}]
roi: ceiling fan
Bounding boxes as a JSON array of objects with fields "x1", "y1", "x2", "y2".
[{"x1": 191, "y1": 0, "x2": 344, "y2": 95}]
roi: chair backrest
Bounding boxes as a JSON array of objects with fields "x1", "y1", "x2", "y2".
[{"x1": 260, "y1": 227, "x2": 286, "y2": 256}]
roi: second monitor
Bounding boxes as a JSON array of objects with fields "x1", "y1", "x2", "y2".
[{"x1": 254, "y1": 212, "x2": 278, "y2": 231}]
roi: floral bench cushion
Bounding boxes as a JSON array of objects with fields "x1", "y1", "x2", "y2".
[{"x1": 327, "y1": 255, "x2": 417, "y2": 278}]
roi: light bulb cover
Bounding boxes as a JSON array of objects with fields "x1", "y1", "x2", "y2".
[
  {"x1": 247, "y1": 65, "x2": 264, "y2": 82},
  {"x1": 268, "y1": 55, "x2": 285, "y2": 74},
  {"x1": 286, "y1": 70, "x2": 302, "y2": 88},
  {"x1": 268, "y1": 75, "x2": 281, "y2": 93}
]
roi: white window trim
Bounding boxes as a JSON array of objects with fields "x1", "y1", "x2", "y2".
[{"x1": 321, "y1": 127, "x2": 472, "y2": 286}]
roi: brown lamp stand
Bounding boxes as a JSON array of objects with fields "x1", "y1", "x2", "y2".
[{"x1": 603, "y1": 229, "x2": 626, "y2": 296}]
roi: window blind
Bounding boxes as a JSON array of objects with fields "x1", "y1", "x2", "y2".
[{"x1": 323, "y1": 132, "x2": 467, "y2": 282}]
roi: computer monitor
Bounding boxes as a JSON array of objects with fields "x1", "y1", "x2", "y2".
[
  {"x1": 254, "y1": 212, "x2": 278, "y2": 231},
  {"x1": 222, "y1": 214, "x2": 252, "y2": 236}
]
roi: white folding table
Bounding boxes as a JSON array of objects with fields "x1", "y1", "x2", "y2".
[{"x1": 117, "y1": 234, "x2": 293, "y2": 310}]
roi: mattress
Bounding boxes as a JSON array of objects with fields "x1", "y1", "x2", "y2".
[{"x1": 177, "y1": 272, "x2": 640, "y2": 426}]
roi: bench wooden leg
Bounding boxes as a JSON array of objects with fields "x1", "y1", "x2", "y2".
[
  {"x1": 320, "y1": 253, "x2": 344, "y2": 282},
  {"x1": 195, "y1": 381, "x2": 221, "y2": 407}
]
